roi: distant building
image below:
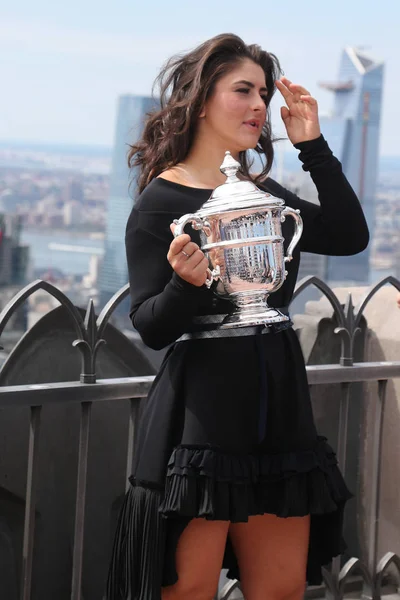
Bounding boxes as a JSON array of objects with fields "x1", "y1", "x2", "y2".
[
  {"x1": 62, "y1": 178, "x2": 84, "y2": 204},
  {"x1": 0, "y1": 213, "x2": 29, "y2": 286},
  {"x1": 99, "y1": 95, "x2": 158, "y2": 309},
  {"x1": 319, "y1": 47, "x2": 384, "y2": 284},
  {"x1": 63, "y1": 201, "x2": 82, "y2": 227}
]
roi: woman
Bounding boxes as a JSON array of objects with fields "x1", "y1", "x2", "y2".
[{"x1": 106, "y1": 33, "x2": 369, "y2": 600}]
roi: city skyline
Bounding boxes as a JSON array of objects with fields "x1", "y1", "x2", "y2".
[
  {"x1": 320, "y1": 47, "x2": 384, "y2": 283},
  {"x1": 1, "y1": 0, "x2": 399, "y2": 156}
]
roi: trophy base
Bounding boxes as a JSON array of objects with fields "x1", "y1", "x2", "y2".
[{"x1": 221, "y1": 299, "x2": 289, "y2": 329}]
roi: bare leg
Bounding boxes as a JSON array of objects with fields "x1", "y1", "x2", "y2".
[
  {"x1": 162, "y1": 517, "x2": 229, "y2": 600},
  {"x1": 229, "y1": 513, "x2": 310, "y2": 600}
]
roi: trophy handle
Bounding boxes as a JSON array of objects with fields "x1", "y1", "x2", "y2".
[
  {"x1": 172, "y1": 214, "x2": 219, "y2": 289},
  {"x1": 173, "y1": 214, "x2": 206, "y2": 237},
  {"x1": 281, "y1": 207, "x2": 303, "y2": 263}
]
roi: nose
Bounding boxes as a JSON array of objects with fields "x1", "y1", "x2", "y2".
[{"x1": 251, "y1": 92, "x2": 266, "y2": 113}]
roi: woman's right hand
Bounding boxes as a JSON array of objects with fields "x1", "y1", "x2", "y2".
[{"x1": 168, "y1": 223, "x2": 209, "y2": 287}]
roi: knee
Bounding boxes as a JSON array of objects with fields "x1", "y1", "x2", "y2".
[
  {"x1": 253, "y1": 569, "x2": 306, "y2": 600},
  {"x1": 162, "y1": 580, "x2": 217, "y2": 600},
  {"x1": 272, "y1": 579, "x2": 306, "y2": 600},
  {"x1": 285, "y1": 582, "x2": 307, "y2": 600}
]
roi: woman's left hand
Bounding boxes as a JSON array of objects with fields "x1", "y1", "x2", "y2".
[{"x1": 276, "y1": 76, "x2": 321, "y2": 145}]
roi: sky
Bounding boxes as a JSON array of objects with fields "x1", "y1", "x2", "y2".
[{"x1": 1, "y1": 0, "x2": 399, "y2": 156}]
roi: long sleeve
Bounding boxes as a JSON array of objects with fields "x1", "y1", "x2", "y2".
[
  {"x1": 264, "y1": 135, "x2": 370, "y2": 255},
  {"x1": 125, "y1": 205, "x2": 211, "y2": 350}
]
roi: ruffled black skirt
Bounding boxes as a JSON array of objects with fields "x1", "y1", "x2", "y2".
[{"x1": 106, "y1": 436, "x2": 351, "y2": 600}]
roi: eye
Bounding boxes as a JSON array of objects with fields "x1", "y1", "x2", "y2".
[{"x1": 236, "y1": 88, "x2": 250, "y2": 94}]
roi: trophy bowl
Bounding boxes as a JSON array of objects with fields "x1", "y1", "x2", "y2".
[{"x1": 173, "y1": 152, "x2": 303, "y2": 328}]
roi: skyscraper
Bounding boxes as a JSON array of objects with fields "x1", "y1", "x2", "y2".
[
  {"x1": 99, "y1": 95, "x2": 157, "y2": 308},
  {"x1": 0, "y1": 213, "x2": 29, "y2": 286},
  {"x1": 319, "y1": 47, "x2": 384, "y2": 284}
]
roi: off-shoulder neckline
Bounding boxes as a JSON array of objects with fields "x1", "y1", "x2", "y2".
[
  {"x1": 153, "y1": 177, "x2": 213, "y2": 193},
  {"x1": 152, "y1": 175, "x2": 271, "y2": 194}
]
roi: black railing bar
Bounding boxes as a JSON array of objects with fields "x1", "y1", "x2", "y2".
[
  {"x1": 0, "y1": 363, "x2": 399, "y2": 407},
  {"x1": 218, "y1": 579, "x2": 241, "y2": 600},
  {"x1": 21, "y1": 405, "x2": 42, "y2": 600},
  {"x1": 125, "y1": 400, "x2": 139, "y2": 494},
  {"x1": 368, "y1": 380, "x2": 387, "y2": 579},
  {"x1": 306, "y1": 362, "x2": 400, "y2": 385},
  {"x1": 336, "y1": 382, "x2": 351, "y2": 473},
  {"x1": 331, "y1": 382, "x2": 351, "y2": 582},
  {"x1": 0, "y1": 377, "x2": 155, "y2": 406},
  {"x1": 71, "y1": 402, "x2": 92, "y2": 600}
]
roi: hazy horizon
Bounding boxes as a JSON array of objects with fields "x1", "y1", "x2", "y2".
[{"x1": 1, "y1": 138, "x2": 399, "y2": 162}]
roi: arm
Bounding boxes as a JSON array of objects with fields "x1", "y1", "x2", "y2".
[
  {"x1": 272, "y1": 78, "x2": 369, "y2": 255},
  {"x1": 126, "y1": 209, "x2": 210, "y2": 350},
  {"x1": 266, "y1": 135, "x2": 369, "y2": 255}
]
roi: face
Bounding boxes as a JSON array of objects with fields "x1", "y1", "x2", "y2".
[{"x1": 199, "y1": 58, "x2": 268, "y2": 154}]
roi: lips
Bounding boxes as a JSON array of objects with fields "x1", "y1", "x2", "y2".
[{"x1": 243, "y1": 119, "x2": 261, "y2": 130}]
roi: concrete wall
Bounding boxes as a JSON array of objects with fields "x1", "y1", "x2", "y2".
[{"x1": 293, "y1": 283, "x2": 400, "y2": 567}]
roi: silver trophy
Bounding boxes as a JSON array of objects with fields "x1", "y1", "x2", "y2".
[{"x1": 173, "y1": 151, "x2": 303, "y2": 328}]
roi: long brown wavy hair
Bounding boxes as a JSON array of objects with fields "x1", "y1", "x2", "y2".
[{"x1": 129, "y1": 33, "x2": 283, "y2": 193}]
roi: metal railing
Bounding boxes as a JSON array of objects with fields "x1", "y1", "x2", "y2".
[{"x1": 0, "y1": 275, "x2": 400, "y2": 600}]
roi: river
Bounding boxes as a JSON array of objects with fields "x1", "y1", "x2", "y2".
[{"x1": 21, "y1": 230, "x2": 104, "y2": 276}]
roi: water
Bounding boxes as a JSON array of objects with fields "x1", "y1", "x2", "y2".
[
  {"x1": 21, "y1": 230, "x2": 104, "y2": 276},
  {"x1": 20, "y1": 230, "x2": 398, "y2": 283}
]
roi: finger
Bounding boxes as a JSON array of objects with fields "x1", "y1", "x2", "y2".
[
  {"x1": 300, "y1": 95, "x2": 318, "y2": 106},
  {"x1": 276, "y1": 78, "x2": 291, "y2": 94},
  {"x1": 280, "y1": 77, "x2": 305, "y2": 100},
  {"x1": 280, "y1": 78, "x2": 312, "y2": 103},
  {"x1": 185, "y1": 248, "x2": 206, "y2": 268},
  {"x1": 280, "y1": 76, "x2": 293, "y2": 88},
  {"x1": 170, "y1": 223, "x2": 176, "y2": 235},
  {"x1": 181, "y1": 241, "x2": 200, "y2": 258},
  {"x1": 177, "y1": 251, "x2": 207, "y2": 284},
  {"x1": 287, "y1": 83, "x2": 311, "y2": 96},
  {"x1": 169, "y1": 233, "x2": 192, "y2": 254},
  {"x1": 191, "y1": 256, "x2": 209, "y2": 277},
  {"x1": 282, "y1": 78, "x2": 310, "y2": 95},
  {"x1": 280, "y1": 106, "x2": 290, "y2": 121},
  {"x1": 174, "y1": 247, "x2": 204, "y2": 271},
  {"x1": 275, "y1": 79, "x2": 293, "y2": 103}
]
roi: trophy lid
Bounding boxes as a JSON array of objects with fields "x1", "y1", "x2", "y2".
[{"x1": 197, "y1": 151, "x2": 283, "y2": 217}]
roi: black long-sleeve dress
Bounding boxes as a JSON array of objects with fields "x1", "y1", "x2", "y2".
[{"x1": 106, "y1": 135, "x2": 369, "y2": 600}]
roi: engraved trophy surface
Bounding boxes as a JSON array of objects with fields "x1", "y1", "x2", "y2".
[{"x1": 173, "y1": 151, "x2": 303, "y2": 328}]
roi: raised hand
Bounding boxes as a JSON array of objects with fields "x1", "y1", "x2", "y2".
[
  {"x1": 275, "y1": 76, "x2": 321, "y2": 145},
  {"x1": 168, "y1": 223, "x2": 209, "y2": 287}
]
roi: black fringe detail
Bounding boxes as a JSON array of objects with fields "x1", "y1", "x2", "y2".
[{"x1": 105, "y1": 486, "x2": 165, "y2": 600}]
